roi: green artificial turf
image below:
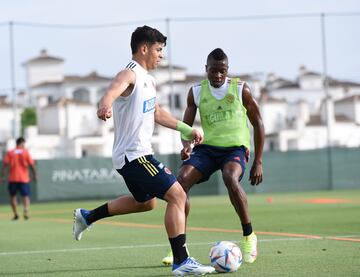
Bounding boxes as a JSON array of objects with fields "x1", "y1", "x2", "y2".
[{"x1": 0, "y1": 189, "x2": 359, "y2": 276}]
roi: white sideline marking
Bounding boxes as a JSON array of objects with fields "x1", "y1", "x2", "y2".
[
  {"x1": 0, "y1": 237, "x2": 315, "y2": 256},
  {"x1": 1, "y1": 235, "x2": 358, "y2": 256}
]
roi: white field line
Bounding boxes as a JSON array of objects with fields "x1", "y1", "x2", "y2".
[
  {"x1": 1, "y1": 234, "x2": 358, "y2": 257},
  {"x1": 0, "y1": 237, "x2": 318, "y2": 256}
]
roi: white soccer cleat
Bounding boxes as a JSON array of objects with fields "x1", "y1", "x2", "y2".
[
  {"x1": 73, "y1": 208, "x2": 91, "y2": 241},
  {"x1": 172, "y1": 257, "x2": 215, "y2": 276},
  {"x1": 162, "y1": 250, "x2": 173, "y2": 266},
  {"x1": 240, "y1": 232, "x2": 258, "y2": 263}
]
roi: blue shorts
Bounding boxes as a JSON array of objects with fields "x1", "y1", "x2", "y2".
[
  {"x1": 8, "y1": 182, "x2": 31, "y2": 197},
  {"x1": 183, "y1": 144, "x2": 249, "y2": 183},
  {"x1": 117, "y1": 155, "x2": 177, "y2": 202}
]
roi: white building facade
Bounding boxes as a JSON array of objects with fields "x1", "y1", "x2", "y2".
[
  {"x1": 1, "y1": 52, "x2": 360, "y2": 159},
  {"x1": 262, "y1": 66, "x2": 360, "y2": 151}
]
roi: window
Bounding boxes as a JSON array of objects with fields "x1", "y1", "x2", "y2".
[
  {"x1": 168, "y1": 93, "x2": 181, "y2": 109},
  {"x1": 269, "y1": 141, "x2": 275, "y2": 151},
  {"x1": 73, "y1": 88, "x2": 90, "y2": 102}
]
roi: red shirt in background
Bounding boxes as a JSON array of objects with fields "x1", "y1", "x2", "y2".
[{"x1": 3, "y1": 147, "x2": 35, "y2": 183}]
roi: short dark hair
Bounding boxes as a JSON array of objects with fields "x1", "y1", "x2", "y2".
[
  {"x1": 207, "y1": 48, "x2": 228, "y2": 62},
  {"x1": 16, "y1": 137, "x2": 25, "y2": 146},
  {"x1": 130, "y1": 25, "x2": 167, "y2": 54}
]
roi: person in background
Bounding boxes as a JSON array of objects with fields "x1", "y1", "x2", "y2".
[
  {"x1": 0, "y1": 137, "x2": 37, "y2": 220},
  {"x1": 72, "y1": 25, "x2": 215, "y2": 276}
]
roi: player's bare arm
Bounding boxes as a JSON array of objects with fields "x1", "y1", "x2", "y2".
[
  {"x1": 97, "y1": 69, "x2": 135, "y2": 121},
  {"x1": 242, "y1": 83, "x2": 265, "y2": 186},
  {"x1": 154, "y1": 103, "x2": 179, "y2": 129},
  {"x1": 154, "y1": 103, "x2": 203, "y2": 145},
  {"x1": 181, "y1": 88, "x2": 198, "y2": 159},
  {"x1": 183, "y1": 88, "x2": 197, "y2": 127}
]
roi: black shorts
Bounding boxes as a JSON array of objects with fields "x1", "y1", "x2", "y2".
[
  {"x1": 183, "y1": 144, "x2": 249, "y2": 183},
  {"x1": 118, "y1": 155, "x2": 177, "y2": 202}
]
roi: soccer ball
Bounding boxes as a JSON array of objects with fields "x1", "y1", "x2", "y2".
[{"x1": 209, "y1": 241, "x2": 242, "y2": 273}]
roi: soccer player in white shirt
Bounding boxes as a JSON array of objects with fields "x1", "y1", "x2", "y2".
[{"x1": 73, "y1": 25, "x2": 215, "y2": 276}]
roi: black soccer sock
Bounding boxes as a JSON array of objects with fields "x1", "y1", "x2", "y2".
[
  {"x1": 242, "y1": 223, "x2": 253, "y2": 236},
  {"x1": 169, "y1": 234, "x2": 189, "y2": 265},
  {"x1": 87, "y1": 203, "x2": 111, "y2": 224}
]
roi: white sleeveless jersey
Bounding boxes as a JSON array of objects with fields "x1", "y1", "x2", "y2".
[
  {"x1": 192, "y1": 77, "x2": 245, "y2": 107},
  {"x1": 112, "y1": 60, "x2": 156, "y2": 169}
]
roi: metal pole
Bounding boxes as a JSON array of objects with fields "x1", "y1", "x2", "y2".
[
  {"x1": 320, "y1": 13, "x2": 333, "y2": 190},
  {"x1": 9, "y1": 21, "x2": 17, "y2": 139},
  {"x1": 166, "y1": 18, "x2": 175, "y2": 110},
  {"x1": 165, "y1": 18, "x2": 177, "y2": 153}
]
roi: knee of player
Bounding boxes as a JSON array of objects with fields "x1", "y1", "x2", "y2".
[
  {"x1": 174, "y1": 184, "x2": 187, "y2": 206},
  {"x1": 175, "y1": 183, "x2": 187, "y2": 202},
  {"x1": 177, "y1": 174, "x2": 192, "y2": 193},
  {"x1": 222, "y1": 170, "x2": 241, "y2": 185},
  {"x1": 164, "y1": 182, "x2": 187, "y2": 205}
]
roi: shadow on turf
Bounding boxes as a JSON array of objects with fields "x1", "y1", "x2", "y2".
[{"x1": 0, "y1": 265, "x2": 174, "y2": 276}]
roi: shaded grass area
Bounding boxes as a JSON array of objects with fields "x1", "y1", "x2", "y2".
[{"x1": 0, "y1": 189, "x2": 359, "y2": 276}]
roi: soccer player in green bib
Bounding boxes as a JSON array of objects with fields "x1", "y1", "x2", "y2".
[{"x1": 162, "y1": 48, "x2": 265, "y2": 265}]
